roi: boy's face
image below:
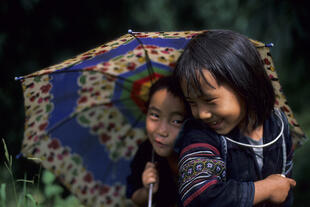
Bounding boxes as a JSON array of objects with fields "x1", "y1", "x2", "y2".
[
  {"x1": 181, "y1": 70, "x2": 245, "y2": 135},
  {"x1": 146, "y1": 89, "x2": 186, "y2": 157}
]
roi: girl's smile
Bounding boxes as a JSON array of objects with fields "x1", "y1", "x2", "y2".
[
  {"x1": 182, "y1": 70, "x2": 245, "y2": 135},
  {"x1": 207, "y1": 119, "x2": 224, "y2": 130}
]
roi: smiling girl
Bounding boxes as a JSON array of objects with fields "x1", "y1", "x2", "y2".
[{"x1": 173, "y1": 30, "x2": 296, "y2": 207}]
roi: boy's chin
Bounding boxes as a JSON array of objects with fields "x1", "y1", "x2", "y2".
[{"x1": 154, "y1": 149, "x2": 171, "y2": 158}]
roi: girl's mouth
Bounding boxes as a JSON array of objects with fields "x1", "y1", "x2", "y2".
[{"x1": 207, "y1": 119, "x2": 223, "y2": 130}]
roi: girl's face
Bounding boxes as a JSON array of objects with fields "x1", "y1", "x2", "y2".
[
  {"x1": 182, "y1": 70, "x2": 245, "y2": 135},
  {"x1": 146, "y1": 89, "x2": 186, "y2": 157}
]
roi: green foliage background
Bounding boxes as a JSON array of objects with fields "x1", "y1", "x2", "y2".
[{"x1": 1, "y1": 0, "x2": 309, "y2": 206}]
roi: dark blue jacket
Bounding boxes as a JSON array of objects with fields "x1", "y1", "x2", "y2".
[
  {"x1": 175, "y1": 109, "x2": 294, "y2": 207},
  {"x1": 126, "y1": 140, "x2": 178, "y2": 207}
]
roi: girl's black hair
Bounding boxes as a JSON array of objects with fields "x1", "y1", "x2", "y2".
[
  {"x1": 146, "y1": 76, "x2": 191, "y2": 117},
  {"x1": 173, "y1": 30, "x2": 275, "y2": 130}
]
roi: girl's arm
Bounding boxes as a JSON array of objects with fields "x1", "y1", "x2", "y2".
[
  {"x1": 254, "y1": 174, "x2": 296, "y2": 204},
  {"x1": 176, "y1": 120, "x2": 253, "y2": 207},
  {"x1": 178, "y1": 142, "x2": 254, "y2": 207},
  {"x1": 254, "y1": 110, "x2": 296, "y2": 205},
  {"x1": 179, "y1": 141, "x2": 296, "y2": 207},
  {"x1": 178, "y1": 113, "x2": 296, "y2": 206}
]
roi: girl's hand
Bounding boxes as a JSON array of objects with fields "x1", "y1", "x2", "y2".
[
  {"x1": 265, "y1": 174, "x2": 296, "y2": 204},
  {"x1": 254, "y1": 174, "x2": 296, "y2": 205},
  {"x1": 142, "y1": 162, "x2": 159, "y2": 194}
]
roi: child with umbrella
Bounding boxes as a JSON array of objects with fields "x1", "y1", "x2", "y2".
[{"x1": 126, "y1": 76, "x2": 191, "y2": 207}]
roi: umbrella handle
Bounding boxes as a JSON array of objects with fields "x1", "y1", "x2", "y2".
[
  {"x1": 148, "y1": 183, "x2": 153, "y2": 207},
  {"x1": 148, "y1": 149, "x2": 155, "y2": 207}
]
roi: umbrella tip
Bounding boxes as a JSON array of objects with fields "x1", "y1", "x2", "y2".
[
  {"x1": 15, "y1": 76, "x2": 24, "y2": 81},
  {"x1": 128, "y1": 29, "x2": 133, "y2": 34},
  {"x1": 16, "y1": 153, "x2": 23, "y2": 159},
  {"x1": 265, "y1": 43, "x2": 274, "y2": 47}
]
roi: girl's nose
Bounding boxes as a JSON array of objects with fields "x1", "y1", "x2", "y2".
[{"x1": 198, "y1": 105, "x2": 212, "y2": 120}]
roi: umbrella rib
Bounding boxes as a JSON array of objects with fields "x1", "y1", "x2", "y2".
[
  {"x1": 22, "y1": 99, "x2": 146, "y2": 164},
  {"x1": 15, "y1": 69, "x2": 90, "y2": 80},
  {"x1": 17, "y1": 37, "x2": 155, "y2": 84},
  {"x1": 127, "y1": 109, "x2": 145, "y2": 130},
  {"x1": 17, "y1": 69, "x2": 143, "y2": 97},
  {"x1": 99, "y1": 71, "x2": 139, "y2": 94},
  {"x1": 46, "y1": 103, "x2": 108, "y2": 135},
  {"x1": 128, "y1": 31, "x2": 156, "y2": 85},
  {"x1": 46, "y1": 97, "x2": 145, "y2": 135},
  {"x1": 16, "y1": 69, "x2": 134, "y2": 84}
]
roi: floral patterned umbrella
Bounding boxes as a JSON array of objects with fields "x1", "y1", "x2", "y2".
[{"x1": 16, "y1": 30, "x2": 307, "y2": 207}]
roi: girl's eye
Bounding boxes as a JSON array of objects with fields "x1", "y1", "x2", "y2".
[
  {"x1": 187, "y1": 101, "x2": 197, "y2": 107},
  {"x1": 203, "y1": 98, "x2": 216, "y2": 104}
]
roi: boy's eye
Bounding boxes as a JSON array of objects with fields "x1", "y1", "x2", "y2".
[
  {"x1": 148, "y1": 112, "x2": 159, "y2": 119},
  {"x1": 173, "y1": 119, "x2": 183, "y2": 124},
  {"x1": 171, "y1": 119, "x2": 184, "y2": 126}
]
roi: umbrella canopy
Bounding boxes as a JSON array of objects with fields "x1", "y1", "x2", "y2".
[{"x1": 17, "y1": 30, "x2": 307, "y2": 207}]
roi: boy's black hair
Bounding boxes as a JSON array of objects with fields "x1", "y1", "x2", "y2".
[
  {"x1": 173, "y1": 30, "x2": 275, "y2": 130},
  {"x1": 146, "y1": 75, "x2": 191, "y2": 117}
]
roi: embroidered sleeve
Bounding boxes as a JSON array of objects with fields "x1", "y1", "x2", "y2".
[
  {"x1": 178, "y1": 143, "x2": 226, "y2": 206},
  {"x1": 176, "y1": 119, "x2": 254, "y2": 206},
  {"x1": 178, "y1": 142, "x2": 254, "y2": 207}
]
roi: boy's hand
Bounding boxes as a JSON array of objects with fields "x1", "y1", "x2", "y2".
[
  {"x1": 142, "y1": 162, "x2": 159, "y2": 194},
  {"x1": 265, "y1": 174, "x2": 296, "y2": 204}
]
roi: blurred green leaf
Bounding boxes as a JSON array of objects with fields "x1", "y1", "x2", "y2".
[
  {"x1": 44, "y1": 184, "x2": 63, "y2": 198},
  {"x1": 42, "y1": 170, "x2": 55, "y2": 185}
]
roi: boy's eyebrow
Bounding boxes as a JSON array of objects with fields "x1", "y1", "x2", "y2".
[
  {"x1": 148, "y1": 106, "x2": 160, "y2": 112},
  {"x1": 171, "y1": 111, "x2": 185, "y2": 117},
  {"x1": 148, "y1": 106, "x2": 185, "y2": 117}
]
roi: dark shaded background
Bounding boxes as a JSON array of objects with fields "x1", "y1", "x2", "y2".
[{"x1": 1, "y1": 0, "x2": 310, "y2": 206}]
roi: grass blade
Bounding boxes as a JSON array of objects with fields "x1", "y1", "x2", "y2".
[
  {"x1": 0, "y1": 184, "x2": 6, "y2": 207},
  {"x1": 26, "y1": 194, "x2": 38, "y2": 207},
  {"x1": 2, "y1": 139, "x2": 10, "y2": 164}
]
